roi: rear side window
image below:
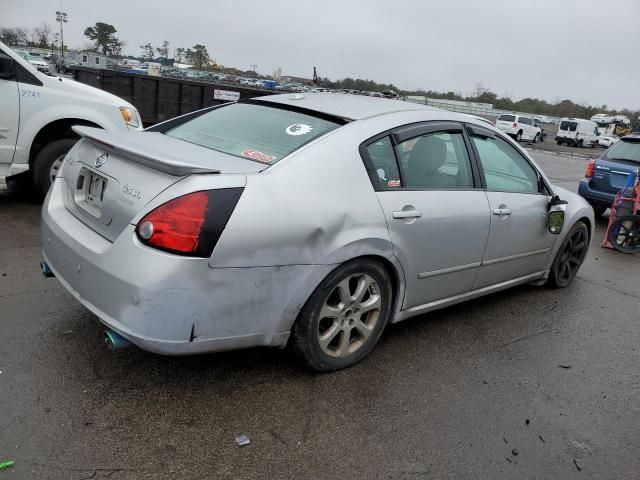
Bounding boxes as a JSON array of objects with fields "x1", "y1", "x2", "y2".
[
  {"x1": 498, "y1": 115, "x2": 516, "y2": 122},
  {"x1": 472, "y1": 136, "x2": 539, "y2": 193},
  {"x1": 519, "y1": 117, "x2": 531, "y2": 125},
  {"x1": 560, "y1": 121, "x2": 570, "y2": 131},
  {"x1": 602, "y1": 139, "x2": 640, "y2": 164},
  {"x1": 366, "y1": 137, "x2": 401, "y2": 189},
  {"x1": 397, "y1": 132, "x2": 473, "y2": 189},
  {"x1": 569, "y1": 122, "x2": 578, "y2": 132},
  {"x1": 165, "y1": 103, "x2": 341, "y2": 165}
]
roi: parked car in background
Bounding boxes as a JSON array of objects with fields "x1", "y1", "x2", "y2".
[
  {"x1": 42, "y1": 93, "x2": 593, "y2": 371},
  {"x1": 495, "y1": 114, "x2": 542, "y2": 142},
  {"x1": 382, "y1": 89, "x2": 399, "y2": 99},
  {"x1": 596, "y1": 134, "x2": 619, "y2": 148},
  {"x1": 579, "y1": 133, "x2": 640, "y2": 217},
  {"x1": 56, "y1": 57, "x2": 81, "y2": 74},
  {"x1": 25, "y1": 52, "x2": 50, "y2": 72},
  {"x1": 0, "y1": 41, "x2": 142, "y2": 195},
  {"x1": 555, "y1": 118, "x2": 598, "y2": 147}
]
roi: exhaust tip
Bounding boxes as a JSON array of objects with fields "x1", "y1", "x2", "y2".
[
  {"x1": 41, "y1": 261, "x2": 55, "y2": 277},
  {"x1": 104, "y1": 329, "x2": 133, "y2": 351}
]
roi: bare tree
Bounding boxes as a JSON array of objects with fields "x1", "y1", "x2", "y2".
[{"x1": 32, "y1": 23, "x2": 52, "y2": 48}]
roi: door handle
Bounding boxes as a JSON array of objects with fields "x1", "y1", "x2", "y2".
[
  {"x1": 393, "y1": 210, "x2": 422, "y2": 219},
  {"x1": 492, "y1": 207, "x2": 512, "y2": 216}
]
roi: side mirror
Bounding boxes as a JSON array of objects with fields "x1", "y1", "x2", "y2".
[
  {"x1": 0, "y1": 54, "x2": 16, "y2": 79},
  {"x1": 547, "y1": 195, "x2": 568, "y2": 234}
]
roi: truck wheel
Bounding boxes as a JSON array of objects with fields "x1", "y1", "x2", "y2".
[{"x1": 33, "y1": 138, "x2": 77, "y2": 197}]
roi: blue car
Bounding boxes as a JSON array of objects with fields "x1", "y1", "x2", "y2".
[{"x1": 579, "y1": 133, "x2": 640, "y2": 217}]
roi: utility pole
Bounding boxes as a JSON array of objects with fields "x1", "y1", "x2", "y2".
[
  {"x1": 55, "y1": 7, "x2": 67, "y2": 59},
  {"x1": 250, "y1": 64, "x2": 257, "y2": 73}
]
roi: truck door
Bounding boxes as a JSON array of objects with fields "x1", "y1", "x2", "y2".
[{"x1": 0, "y1": 49, "x2": 20, "y2": 167}]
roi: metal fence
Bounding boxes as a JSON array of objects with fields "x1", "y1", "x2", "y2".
[{"x1": 405, "y1": 96, "x2": 560, "y2": 124}]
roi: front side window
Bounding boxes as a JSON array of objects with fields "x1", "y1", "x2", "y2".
[
  {"x1": 472, "y1": 136, "x2": 539, "y2": 193},
  {"x1": 397, "y1": 132, "x2": 473, "y2": 189},
  {"x1": 365, "y1": 136, "x2": 401, "y2": 189},
  {"x1": 165, "y1": 102, "x2": 341, "y2": 165}
]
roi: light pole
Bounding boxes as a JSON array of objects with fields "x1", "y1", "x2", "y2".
[
  {"x1": 55, "y1": 10, "x2": 67, "y2": 60},
  {"x1": 250, "y1": 64, "x2": 257, "y2": 73}
]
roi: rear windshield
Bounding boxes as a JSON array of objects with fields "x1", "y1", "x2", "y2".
[
  {"x1": 559, "y1": 121, "x2": 570, "y2": 130},
  {"x1": 602, "y1": 139, "x2": 640, "y2": 164},
  {"x1": 165, "y1": 103, "x2": 341, "y2": 164},
  {"x1": 498, "y1": 115, "x2": 516, "y2": 122}
]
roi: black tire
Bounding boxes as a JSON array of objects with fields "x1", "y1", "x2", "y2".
[
  {"x1": 607, "y1": 215, "x2": 640, "y2": 254},
  {"x1": 577, "y1": 140, "x2": 584, "y2": 148},
  {"x1": 533, "y1": 133, "x2": 539, "y2": 143},
  {"x1": 32, "y1": 138, "x2": 77, "y2": 197},
  {"x1": 291, "y1": 259, "x2": 393, "y2": 372},
  {"x1": 557, "y1": 140, "x2": 563, "y2": 146},
  {"x1": 547, "y1": 221, "x2": 589, "y2": 288},
  {"x1": 515, "y1": 131, "x2": 522, "y2": 142}
]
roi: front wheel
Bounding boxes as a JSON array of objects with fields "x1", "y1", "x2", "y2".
[
  {"x1": 291, "y1": 259, "x2": 393, "y2": 371},
  {"x1": 32, "y1": 138, "x2": 77, "y2": 197},
  {"x1": 533, "y1": 133, "x2": 539, "y2": 143},
  {"x1": 547, "y1": 221, "x2": 589, "y2": 288},
  {"x1": 608, "y1": 215, "x2": 640, "y2": 254}
]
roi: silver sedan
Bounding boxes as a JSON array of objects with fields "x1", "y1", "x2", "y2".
[{"x1": 42, "y1": 93, "x2": 594, "y2": 371}]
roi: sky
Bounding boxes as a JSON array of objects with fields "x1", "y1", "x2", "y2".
[{"x1": 4, "y1": 0, "x2": 640, "y2": 110}]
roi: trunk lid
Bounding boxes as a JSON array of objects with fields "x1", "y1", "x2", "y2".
[
  {"x1": 60, "y1": 127, "x2": 265, "y2": 241},
  {"x1": 592, "y1": 158, "x2": 639, "y2": 194}
]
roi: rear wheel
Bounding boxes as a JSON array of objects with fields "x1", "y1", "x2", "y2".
[
  {"x1": 291, "y1": 259, "x2": 393, "y2": 371},
  {"x1": 577, "y1": 139, "x2": 584, "y2": 148},
  {"x1": 33, "y1": 138, "x2": 77, "y2": 197},
  {"x1": 608, "y1": 215, "x2": 640, "y2": 254},
  {"x1": 557, "y1": 140, "x2": 563, "y2": 145},
  {"x1": 515, "y1": 131, "x2": 522, "y2": 142},
  {"x1": 547, "y1": 221, "x2": 589, "y2": 288}
]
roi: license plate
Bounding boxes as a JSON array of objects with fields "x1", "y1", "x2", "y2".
[{"x1": 86, "y1": 172, "x2": 107, "y2": 209}]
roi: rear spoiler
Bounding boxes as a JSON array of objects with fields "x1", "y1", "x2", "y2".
[{"x1": 72, "y1": 126, "x2": 221, "y2": 176}]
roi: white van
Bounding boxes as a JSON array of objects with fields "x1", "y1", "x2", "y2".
[{"x1": 555, "y1": 118, "x2": 598, "y2": 147}]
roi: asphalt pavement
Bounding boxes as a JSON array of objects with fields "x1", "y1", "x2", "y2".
[{"x1": 0, "y1": 151, "x2": 639, "y2": 479}]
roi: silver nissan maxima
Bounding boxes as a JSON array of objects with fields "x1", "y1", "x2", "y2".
[{"x1": 42, "y1": 93, "x2": 594, "y2": 371}]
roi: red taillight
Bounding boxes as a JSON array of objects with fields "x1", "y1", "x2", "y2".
[
  {"x1": 136, "y1": 189, "x2": 243, "y2": 257},
  {"x1": 585, "y1": 159, "x2": 596, "y2": 178},
  {"x1": 513, "y1": 122, "x2": 518, "y2": 128}
]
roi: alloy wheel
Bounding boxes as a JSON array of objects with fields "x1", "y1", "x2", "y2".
[
  {"x1": 317, "y1": 273, "x2": 382, "y2": 358},
  {"x1": 49, "y1": 154, "x2": 66, "y2": 185},
  {"x1": 557, "y1": 228, "x2": 588, "y2": 283}
]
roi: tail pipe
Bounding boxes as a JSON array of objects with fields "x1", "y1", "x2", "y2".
[
  {"x1": 41, "y1": 261, "x2": 55, "y2": 278},
  {"x1": 104, "y1": 329, "x2": 133, "y2": 351}
]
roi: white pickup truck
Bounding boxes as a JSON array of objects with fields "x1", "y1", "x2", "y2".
[{"x1": 0, "y1": 41, "x2": 142, "y2": 195}]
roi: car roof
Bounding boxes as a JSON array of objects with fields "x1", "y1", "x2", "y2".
[{"x1": 255, "y1": 92, "x2": 432, "y2": 121}]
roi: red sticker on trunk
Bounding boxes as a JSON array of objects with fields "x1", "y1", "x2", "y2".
[{"x1": 241, "y1": 150, "x2": 276, "y2": 163}]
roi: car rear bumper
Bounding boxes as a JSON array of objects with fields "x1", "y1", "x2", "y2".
[
  {"x1": 42, "y1": 179, "x2": 331, "y2": 355},
  {"x1": 578, "y1": 178, "x2": 615, "y2": 206}
]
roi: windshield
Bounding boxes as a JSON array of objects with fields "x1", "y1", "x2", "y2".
[
  {"x1": 603, "y1": 139, "x2": 640, "y2": 164},
  {"x1": 165, "y1": 103, "x2": 342, "y2": 164}
]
